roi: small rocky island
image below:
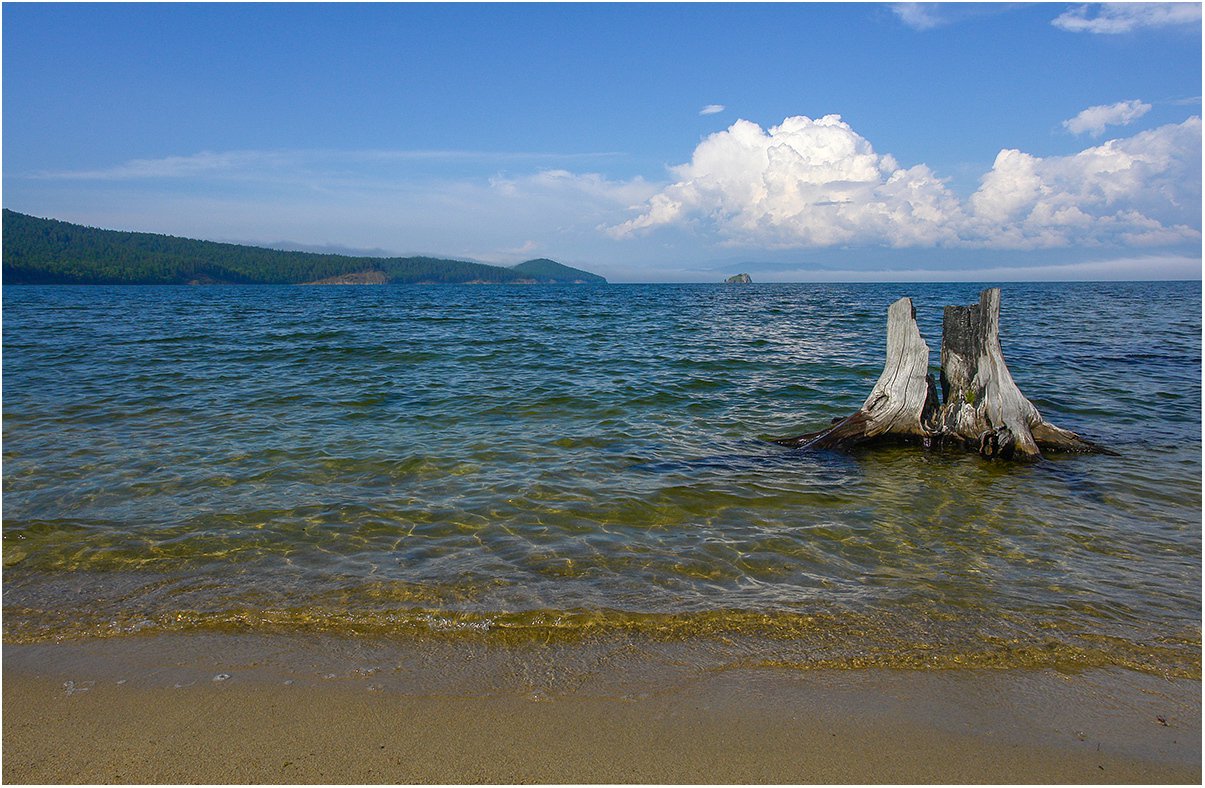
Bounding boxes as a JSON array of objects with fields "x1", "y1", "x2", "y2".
[{"x1": 726, "y1": 273, "x2": 752, "y2": 284}]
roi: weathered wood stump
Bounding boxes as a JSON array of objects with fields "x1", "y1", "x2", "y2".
[
  {"x1": 936, "y1": 288, "x2": 1106, "y2": 459},
  {"x1": 775, "y1": 288, "x2": 1112, "y2": 460},
  {"x1": 774, "y1": 297, "x2": 938, "y2": 450}
]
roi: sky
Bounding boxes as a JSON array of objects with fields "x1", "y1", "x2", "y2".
[{"x1": 3, "y1": 2, "x2": 1202, "y2": 282}]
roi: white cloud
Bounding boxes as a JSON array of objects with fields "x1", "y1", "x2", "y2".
[
  {"x1": 489, "y1": 168, "x2": 656, "y2": 208},
  {"x1": 967, "y1": 116, "x2": 1202, "y2": 248},
  {"x1": 34, "y1": 148, "x2": 627, "y2": 181},
  {"x1": 699, "y1": 104, "x2": 726, "y2": 116},
  {"x1": 1053, "y1": 3, "x2": 1202, "y2": 34},
  {"x1": 611, "y1": 114, "x2": 1202, "y2": 251},
  {"x1": 18, "y1": 155, "x2": 661, "y2": 269},
  {"x1": 1063, "y1": 100, "x2": 1152, "y2": 136},
  {"x1": 505, "y1": 239, "x2": 540, "y2": 256},
  {"x1": 609, "y1": 115, "x2": 964, "y2": 248},
  {"x1": 36, "y1": 150, "x2": 290, "y2": 180},
  {"x1": 891, "y1": 3, "x2": 1012, "y2": 31},
  {"x1": 15, "y1": 115, "x2": 1201, "y2": 273},
  {"x1": 740, "y1": 254, "x2": 1202, "y2": 282},
  {"x1": 892, "y1": 3, "x2": 945, "y2": 31}
]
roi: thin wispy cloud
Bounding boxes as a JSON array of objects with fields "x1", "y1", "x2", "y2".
[
  {"x1": 36, "y1": 151, "x2": 287, "y2": 181},
  {"x1": 1063, "y1": 99, "x2": 1152, "y2": 136},
  {"x1": 891, "y1": 3, "x2": 1012, "y2": 31},
  {"x1": 32, "y1": 148, "x2": 627, "y2": 181},
  {"x1": 1052, "y1": 3, "x2": 1202, "y2": 34},
  {"x1": 743, "y1": 254, "x2": 1202, "y2": 283},
  {"x1": 699, "y1": 104, "x2": 726, "y2": 116},
  {"x1": 488, "y1": 168, "x2": 657, "y2": 207},
  {"x1": 504, "y1": 240, "x2": 540, "y2": 256},
  {"x1": 892, "y1": 3, "x2": 944, "y2": 31}
]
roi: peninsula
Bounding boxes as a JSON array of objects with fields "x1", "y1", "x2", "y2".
[{"x1": 1, "y1": 210, "x2": 606, "y2": 285}]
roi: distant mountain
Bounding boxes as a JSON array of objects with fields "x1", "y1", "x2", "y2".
[{"x1": 1, "y1": 210, "x2": 607, "y2": 285}]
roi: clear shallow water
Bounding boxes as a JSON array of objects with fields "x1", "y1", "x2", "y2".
[{"x1": 3, "y1": 282, "x2": 1200, "y2": 677}]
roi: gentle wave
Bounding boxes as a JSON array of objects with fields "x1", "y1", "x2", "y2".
[
  {"x1": 3, "y1": 281, "x2": 1201, "y2": 678},
  {"x1": 3, "y1": 604, "x2": 1198, "y2": 679}
]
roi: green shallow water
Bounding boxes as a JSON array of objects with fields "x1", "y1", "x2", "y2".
[{"x1": 3, "y1": 282, "x2": 1201, "y2": 677}]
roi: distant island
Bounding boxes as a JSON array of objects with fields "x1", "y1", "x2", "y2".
[
  {"x1": 725, "y1": 273, "x2": 752, "y2": 283},
  {"x1": 1, "y1": 210, "x2": 607, "y2": 285}
]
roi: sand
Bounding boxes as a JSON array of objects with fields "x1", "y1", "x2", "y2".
[{"x1": 3, "y1": 633, "x2": 1200, "y2": 784}]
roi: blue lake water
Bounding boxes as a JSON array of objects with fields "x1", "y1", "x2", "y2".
[{"x1": 3, "y1": 282, "x2": 1200, "y2": 677}]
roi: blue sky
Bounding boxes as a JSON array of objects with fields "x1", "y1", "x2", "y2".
[{"x1": 3, "y1": 2, "x2": 1201, "y2": 282}]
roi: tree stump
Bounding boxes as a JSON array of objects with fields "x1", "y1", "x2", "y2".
[
  {"x1": 936, "y1": 288, "x2": 1105, "y2": 459},
  {"x1": 775, "y1": 288, "x2": 1111, "y2": 460},
  {"x1": 774, "y1": 297, "x2": 939, "y2": 450}
]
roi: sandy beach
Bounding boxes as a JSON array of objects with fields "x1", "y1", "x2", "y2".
[{"x1": 3, "y1": 633, "x2": 1199, "y2": 784}]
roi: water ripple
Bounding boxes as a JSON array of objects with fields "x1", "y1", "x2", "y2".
[{"x1": 3, "y1": 282, "x2": 1200, "y2": 676}]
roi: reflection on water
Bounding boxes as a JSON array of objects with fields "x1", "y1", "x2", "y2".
[{"x1": 3, "y1": 282, "x2": 1200, "y2": 677}]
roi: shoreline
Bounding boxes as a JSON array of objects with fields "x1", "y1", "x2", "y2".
[{"x1": 4, "y1": 632, "x2": 1199, "y2": 784}]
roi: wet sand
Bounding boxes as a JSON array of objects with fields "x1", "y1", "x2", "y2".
[{"x1": 3, "y1": 633, "x2": 1200, "y2": 784}]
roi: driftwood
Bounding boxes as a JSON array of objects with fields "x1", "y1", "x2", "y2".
[{"x1": 775, "y1": 288, "x2": 1111, "y2": 460}]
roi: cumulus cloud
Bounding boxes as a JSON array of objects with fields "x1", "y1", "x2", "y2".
[
  {"x1": 1063, "y1": 100, "x2": 1152, "y2": 136},
  {"x1": 609, "y1": 115, "x2": 965, "y2": 248},
  {"x1": 699, "y1": 104, "x2": 726, "y2": 116},
  {"x1": 1052, "y1": 3, "x2": 1202, "y2": 34},
  {"x1": 610, "y1": 114, "x2": 1202, "y2": 251},
  {"x1": 967, "y1": 116, "x2": 1201, "y2": 248}
]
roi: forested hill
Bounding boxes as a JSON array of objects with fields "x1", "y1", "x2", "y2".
[{"x1": 1, "y1": 211, "x2": 607, "y2": 285}]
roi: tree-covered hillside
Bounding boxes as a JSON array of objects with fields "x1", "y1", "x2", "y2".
[
  {"x1": 1, "y1": 210, "x2": 606, "y2": 285},
  {"x1": 511, "y1": 258, "x2": 606, "y2": 283}
]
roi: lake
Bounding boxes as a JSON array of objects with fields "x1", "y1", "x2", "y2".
[{"x1": 3, "y1": 281, "x2": 1200, "y2": 679}]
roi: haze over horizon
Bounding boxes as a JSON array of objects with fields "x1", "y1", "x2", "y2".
[{"x1": 3, "y1": 3, "x2": 1201, "y2": 283}]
